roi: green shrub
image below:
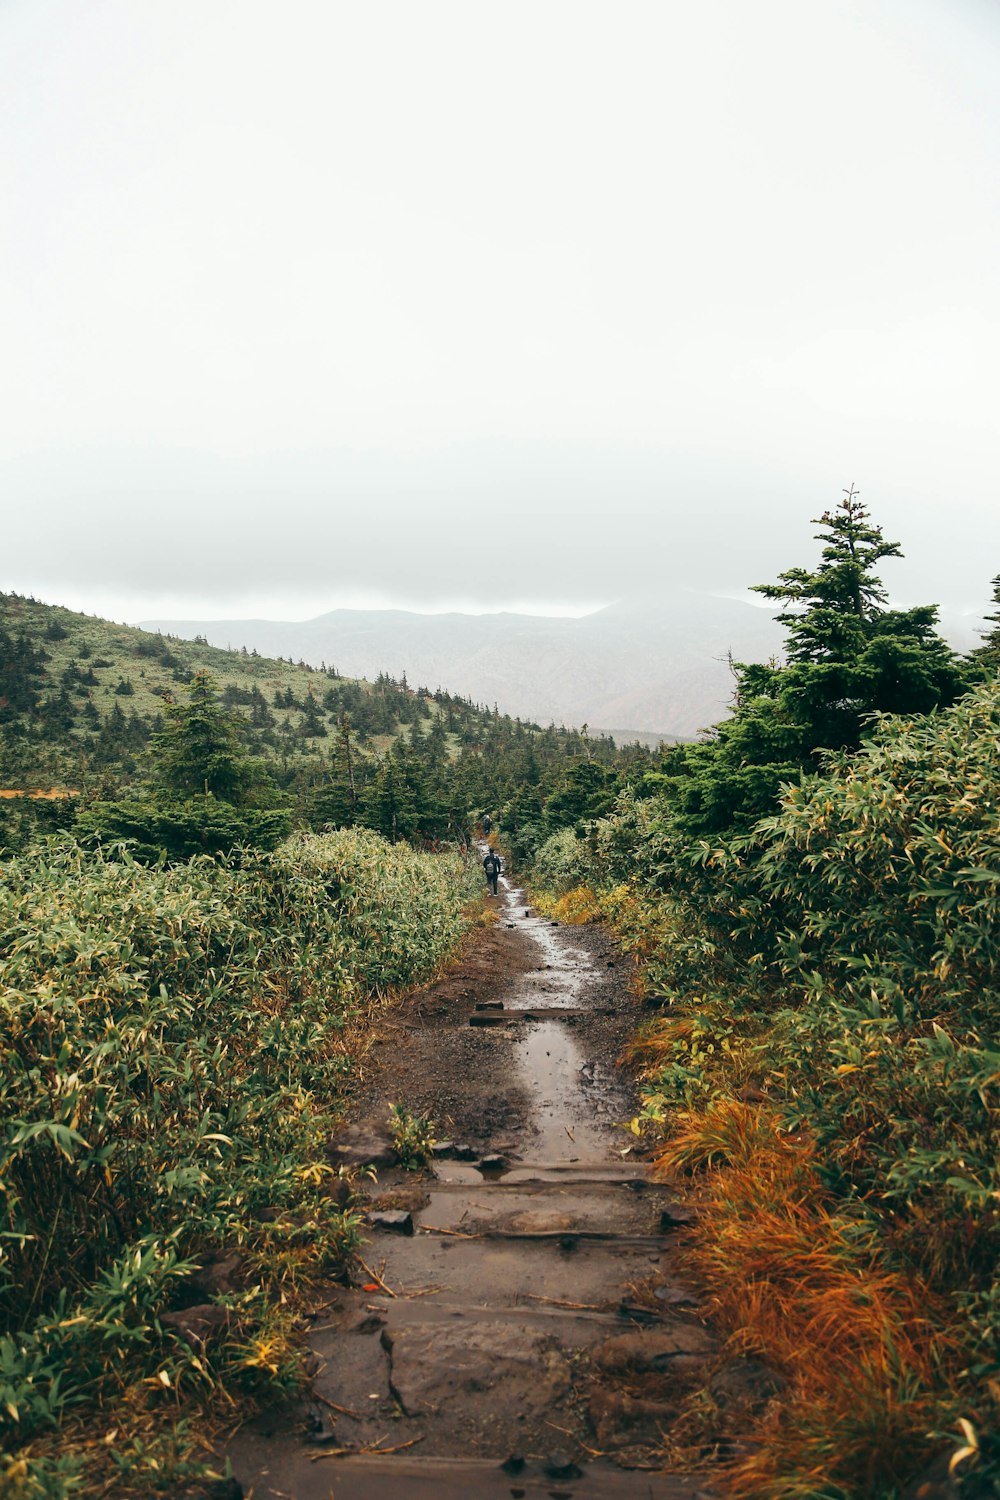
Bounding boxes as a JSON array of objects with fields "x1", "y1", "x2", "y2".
[
  {"x1": 0, "y1": 828, "x2": 480, "y2": 1478},
  {"x1": 531, "y1": 826, "x2": 589, "y2": 895}
]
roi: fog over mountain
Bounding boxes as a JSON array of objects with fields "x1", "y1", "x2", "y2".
[
  {"x1": 141, "y1": 593, "x2": 984, "y2": 741},
  {"x1": 5, "y1": 2, "x2": 999, "y2": 690}
]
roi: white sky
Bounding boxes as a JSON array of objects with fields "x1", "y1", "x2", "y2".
[{"x1": 2, "y1": 0, "x2": 999, "y2": 620}]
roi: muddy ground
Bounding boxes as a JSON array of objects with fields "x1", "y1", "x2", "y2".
[
  {"x1": 225, "y1": 868, "x2": 775, "y2": 1500},
  {"x1": 345, "y1": 907, "x2": 636, "y2": 1150}
]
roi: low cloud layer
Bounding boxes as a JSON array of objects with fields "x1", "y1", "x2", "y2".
[{"x1": 3, "y1": 2, "x2": 999, "y2": 622}]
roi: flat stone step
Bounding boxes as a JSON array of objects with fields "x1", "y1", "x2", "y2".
[
  {"x1": 499, "y1": 1160, "x2": 653, "y2": 1182},
  {"x1": 411, "y1": 1225, "x2": 667, "y2": 1247},
  {"x1": 407, "y1": 1176, "x2": 665, "y2": 1236},
  {"x1": 237, "y1": 1452, "x2": 710, "y2": 1499},
  {"x1": 469, "y1": 1007, "x2": 613, "y2": 1026},
  {"x1": 433, "y1": 1162, "x2": 653, "y2": 1189},
  {"x1": 382, "y1": 1298, "x2": 628, "y2": 1332},
  {"x1": 424, "y1": 1176, "x2": 651, "y2": 1194},
  {"x1": 343, "y1": 1226, "x2": 667, "y2": 1309}
]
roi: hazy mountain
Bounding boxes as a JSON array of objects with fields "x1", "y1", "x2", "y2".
[
  {"x1": 141, "y1": 593, "x2": 779, "y2": 738},
  {"x1": 142, "y1": 591, "x2": 983, "y2": 741}
]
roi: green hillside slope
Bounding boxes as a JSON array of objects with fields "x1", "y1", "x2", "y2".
[
  {"x1": 0, "y1": 592, "x2": 500, "y2": 788},
  {"x1": 1, "y1": 593, "x2": 651, "y2": 858}
]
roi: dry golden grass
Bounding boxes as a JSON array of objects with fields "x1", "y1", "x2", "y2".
[
  {"x1": 654, "y1": 1102, "x2": 957, "y2": 1494},
  {"x1": 621, "y1": 1013, "x2": 707, "y2": 1066},
  {"x1": 0, "y1": 788, "x2": 78, "y2": 799}
]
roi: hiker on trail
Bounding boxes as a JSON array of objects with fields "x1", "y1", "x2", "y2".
[
  {"x1": 482, "y1": 814, "x2": 492, "y2": 836},
  {"x1": 483, "y1": 847, "x2": 502, "y2": 895}
]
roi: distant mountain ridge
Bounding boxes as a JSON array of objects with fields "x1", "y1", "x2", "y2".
[
  {"x1": 141, "y1": 593, "x2": 788, "y2": 739},
  {"x1": 142, "y1": 592, "x2": 985, "y2": 741}
]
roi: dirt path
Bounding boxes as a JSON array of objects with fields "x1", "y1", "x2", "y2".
[{"x1": 227, "y1": 864, "x2": 719, "y2": 1499}]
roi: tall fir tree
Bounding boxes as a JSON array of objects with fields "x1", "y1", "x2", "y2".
[{"x1": 651, "y1": 489, "x2": 967, "y2": 834}]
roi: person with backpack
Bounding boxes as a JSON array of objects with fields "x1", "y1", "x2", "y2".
[{"x1": 483, "y1": 847, "x2": 502, "y2": 895}]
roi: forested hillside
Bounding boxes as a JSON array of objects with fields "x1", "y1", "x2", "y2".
[
  {"x1": 0, "y1": 590, "x2": 506, "y2": 781},
  {"x1": 0, "y1": 592, "x2": 648, "y2": 857}
]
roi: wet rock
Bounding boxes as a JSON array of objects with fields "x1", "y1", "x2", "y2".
[
  {"x1": 326, "y1": 1120, "x2": 398, "y2": 1170},
  {"x1": 176, "y1": 1482, "x2": 245, "y2": 1500},
  {"x1": 453, "y1": 1142, "x2": 478, "y2": 1160},
  {"x1": 161, "y1": 1303, "x2": 229, "y2": 1349},
  {"x1": 303, "y1": 1404, "x2": 325, "y2": 1436},
  {"x1": 617, "y1": 1299, "x2": 662, "y2": 1325},
  {"x1": 501, "y1": 1454, "x2": 526, "y2": 1475},
  {"x1": 902, "y1": 1453, "x2": 962, "y2": 1500},
  {"x1": 655, "y1": 1283, "x2": 699, "y2": 1306},
  {"x1": 384, "y1": 1322, "x2": 569, "y2": 1418},
  {"x1": 321, "y1": 1174, "x2": 356, "y2": 1209},
  {"x1": 544, "y1": 1452, "x2": 582, "y2": 1480},
  {"x1": 187, "y1": 1250, "x2": 245, "y2": 1299},
  {"x1": 368, "y1": 1209, "x2": 414, "y2": 1235},
  {"x1": 588, "y1": 1388, "x2": 678, "y2": 1449},
  {"x1": 197, "y1": 1482, "x2": 244, "y2": 1500},
  {"x1": 343, "y1": 1306, "x2": 387, "y2": 1334},
  {"x1": 506, "y1": 1209, "x2": 575, "y2": 1234},
  {"x1": 659, "y1": 1202, "x2": 699, "y2": 1231},
  {"x1": 709, "y1": 1356, "x2": 785, "y2": 1412},
  {"x1": 369, "y1": 1184, "x2": 430, "y2": 1213},
  {"x1": 591, "y1": 1321, "x2": 716, "y2": 1376}
]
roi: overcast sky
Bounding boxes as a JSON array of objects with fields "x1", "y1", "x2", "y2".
[{"x1": 3, "y1": 0, "x2": 999, "y2": 624}]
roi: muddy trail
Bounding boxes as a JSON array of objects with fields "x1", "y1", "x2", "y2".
[{"x1": 228, "y1": 863, "x2": 729, "y2": 1500}]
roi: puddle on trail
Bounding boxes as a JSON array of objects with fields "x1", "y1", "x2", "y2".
[
  {"x1": 513, "y1": 1019, "x2": 610, "y2": 1157},
  {"x1": 498, "y1": 876, "x2": 587, "y2": 1010},
  {"x1": 479, "y1": 854, "x2": 627, "y2": 1159}
]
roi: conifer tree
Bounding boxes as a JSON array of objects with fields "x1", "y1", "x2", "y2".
[
  {"x1": 970, "y1": 574, "x2": 1000, "y2": 672},
  {"x1": 152, "y1": 672, "x2": 248, "y2": 800},
  {"x1": 653, "y1": 488, "x2": 967, "y2": 834},
  {"x1": 78, "y1": 673, "x2": 291, "y2": 860}
]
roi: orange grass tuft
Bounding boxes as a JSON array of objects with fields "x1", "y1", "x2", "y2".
[
  {"x1": 621, "y1": 1014, "x2": 716, "y2": 1070},
  {"x1": 655, "y1": 1101, "x2": 956, "y2": 1493}
]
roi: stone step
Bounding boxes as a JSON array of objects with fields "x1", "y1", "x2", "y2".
[
  {"x1": 242, "y1": 1452, "x2": 711, "y2": 1499},
  {"x1": 383, "y1": 1298, "x2": 620, "y2": 1326},
  {"x1": 345, "y1": 1224, "x2": 666, "y2": 1309},
  {"x1": 476, "y1": 1159, "x2": 650, "y2": 1181},
  {"x1": 410, "y1": 1225, "x2": 666, "y2": 1248},
  {"x1": 469, "y1": 1007, "x2": 613, "y2": 1025},
  {"x1": 407, "y1": 1183, "x2": 660, "y2": 1239},
  {"x1": 379, "y1": 1297, "x2": 677, "y2": 1336},
  {"x1": 423, "y1": 1175, "x2": 652, "y2": 1194}
]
